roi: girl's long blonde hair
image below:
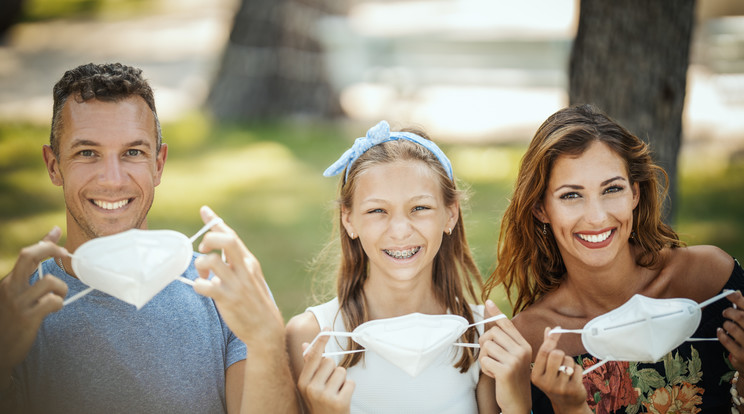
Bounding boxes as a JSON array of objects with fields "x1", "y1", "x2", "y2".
[{"x1": 332, "y1": 128, "x2": 483, "y2": 372}]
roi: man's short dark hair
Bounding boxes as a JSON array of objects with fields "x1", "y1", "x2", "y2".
[{"x1": 50, "y1": 62, "x2": 162, "y2": 156}]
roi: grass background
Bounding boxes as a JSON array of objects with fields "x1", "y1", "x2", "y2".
[
  {"x1": 1, "y1": 113, "x2": 743, "y2": 320},
  {"x1": 2, "y1": 0, "x2": 743, "y2": 319}
]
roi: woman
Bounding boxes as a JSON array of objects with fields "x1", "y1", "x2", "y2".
[
  {"x1": 482, "y1": 104, "x2": 744, "y2": 413},
  {"x1": 286, "y1": 121, "x2": 531, "y2": 413}
]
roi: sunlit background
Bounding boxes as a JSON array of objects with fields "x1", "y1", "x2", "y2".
[{"x1": 1, "y1": 0, "x2": 743, "y2": 318}]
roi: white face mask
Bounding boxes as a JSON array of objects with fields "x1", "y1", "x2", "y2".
[
  {"x1": 41, "y1": 218, "x2": 223, "y2": 309},
  {"x1": 551, "y1": 290, "x2": 733, "y2": 374},
  {"x1": 304, "y1": 312, "x2": 505, "y2": 377}
]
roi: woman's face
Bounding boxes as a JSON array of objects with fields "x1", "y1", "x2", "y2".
[
  {"x1": 535, "y1": 140, "x2": 639, "y2": 271},
  {"x1": 342, "y1": 160, "x2": 458, "y2": 286}
]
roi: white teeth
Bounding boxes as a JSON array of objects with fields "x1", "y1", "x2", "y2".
[
  {"x1": 384, "y1": 247, "x2": 421, "y2": 259},
  {"x1": 94, "y1": 199, "x2": 129, "y2": 210},
  {"x1": 578, "y1": 230, "x2": 612, "y2": 243}
]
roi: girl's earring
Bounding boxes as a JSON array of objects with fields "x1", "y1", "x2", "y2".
[
  {"x1": 447, "y1": 228, "x2": 452, "y2": 236},
  {"x1": 543, "y1": 223, "x2": 547, "y2": 235},
  {"x1": 350, "y1": 232, "x2": 355, "y2": 239}
]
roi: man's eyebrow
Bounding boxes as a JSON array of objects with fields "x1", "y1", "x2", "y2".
[
  {"x1": 70, "y1": 139, "x2": 99, "y2": 149},
  {"x1": 69, "y1": 139, "x2": 152, "y2": 149},
  {"x1": 126, "y1": 140, "x2": 152, "y2": 148}
]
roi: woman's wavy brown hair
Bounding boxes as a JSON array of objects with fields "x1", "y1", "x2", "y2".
[
  {"x1": 332, "y1": 128, "x2": 483, "y2": 373},
  {"x1": 482, "y1": 104, "x2": 682, "y2": 314}
]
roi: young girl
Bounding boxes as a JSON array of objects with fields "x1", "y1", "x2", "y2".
[{"x1": 286, "y1": 121, "x2": 530, "y2": 413}]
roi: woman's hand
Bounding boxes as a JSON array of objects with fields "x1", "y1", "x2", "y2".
[
  {"x1": 721, "y1": 291, "x2": 744, "y2": 371},
  {"x1": 531, "y1": 327, "x2": 590, "y2": 414},
  {"x1": 297, "y1": 332, "x2": 354, "y2": 414},
  {"x1": 720, "y1": 290, "x2": 744, "y2": 408},
  {"x1": 478, "y1": 300, "x2": 532, "y2": 413}
]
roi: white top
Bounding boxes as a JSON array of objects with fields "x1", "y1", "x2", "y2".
[{"x1": 307, "y1": 297, "x2": 484, "y2": 414}]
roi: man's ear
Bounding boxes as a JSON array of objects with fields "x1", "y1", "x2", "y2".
[
  {"x1": 43, "y1": 145, "x2": 63, "y2": 186},
  {"x1": 153, "y1": 143, "x2": 168, "y2": 187}
]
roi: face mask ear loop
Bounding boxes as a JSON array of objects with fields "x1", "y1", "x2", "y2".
[
  {"x1": 63, "y1": 286, "x2": 95, "y2": 306},
  {"x1": 549, "y1": 327, "x2": 585, "y2": 335},
  {"x1": 582, "y1": 358, "x2": 610, "y2": 375},
  {"x1": 684, "y1": 289, "x2": 737, "y2": 342},
  {"x1": 50, "y1": 251, "x2": 95, "y2": 307},
  {"x1": 548, "y1": 327, "x2": 607, "y2": 375},
  {"x1": 302, "y1": 331, "x2": 358, "y2": 358},
  {"x1": 467, "y1": 314, "x2": 507, "y2": 328},
  {"x1": 175, "y1": 217, "x2": 226, "y2": 286},
  {"x1": 696, "y1": 289, "x2": 735, "y2": 309},
  {"x1": 453, "y1": 314, "x2": 510, "y2": 349},
  {"x1": 188, "y1": 217, "x2": 225, "y2": 244}
]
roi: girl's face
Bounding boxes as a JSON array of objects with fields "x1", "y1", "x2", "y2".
[
  {"x1": 534, "y1": 141, "x2": 639, "y2": 271},
  {"x1": 342, "y1": 160, "x2": 458, "y2": 286}
]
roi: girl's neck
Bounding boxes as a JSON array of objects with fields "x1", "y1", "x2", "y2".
[{"x1": 363, "y1": 275, "x2": 444, "y2": 319}]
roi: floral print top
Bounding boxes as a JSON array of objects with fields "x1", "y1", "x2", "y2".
[{"x1": 531, "y1": 259, "x2": 744, "y2": 414}]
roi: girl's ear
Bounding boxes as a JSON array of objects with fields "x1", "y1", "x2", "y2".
[
  {"x1": 341, "y1": 206, "x2": 356, "y2": 239},
  {"x1": 445, "y1": 201, "x2": 459, "y2": 234}
]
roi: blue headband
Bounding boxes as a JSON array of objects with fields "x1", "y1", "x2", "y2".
[{"x1": 323, "y1": 120, "x2": 454, "y2": 182}]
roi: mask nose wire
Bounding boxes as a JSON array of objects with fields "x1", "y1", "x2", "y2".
[{"x1": 177, "y1": 217, "x2": 226, "y2": 287}]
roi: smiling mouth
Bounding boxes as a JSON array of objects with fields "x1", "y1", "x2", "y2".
[
  {"x1": 92, "y1": 199, "x2": 131, "y2": 210},
  {"x1": 577, "y1": 229, "x2": 613, "y2": 243},
  {"x1": 383, "y1": 247, "x2": 421, "y2": 259}
]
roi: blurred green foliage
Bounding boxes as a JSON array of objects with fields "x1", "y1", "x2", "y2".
[
  {"x1": 2, "y1": 113, "x2": 743, "y2": 320},
  {"x1": 21, "y1": 0, "x2": 156, "y2": 22}
]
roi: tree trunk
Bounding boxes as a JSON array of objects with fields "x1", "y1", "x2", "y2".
[
  {"x1": 569, "y1": 0, "x2": 696, "y2": 224},
  {"x1": 0, "y1": 0, "x2": 24, "y2": 38},
  {"x1": 207, "y1": 0, "x2": 343, "y2": 120}
]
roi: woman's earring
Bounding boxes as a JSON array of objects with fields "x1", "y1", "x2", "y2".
[
  {"x1": 350, "y1": 232, "x2": 355, "y2": 239},
  {"x1": 447, "y1": 228, "x2": 452, "y2": 236},
  {"x1": 543, "y1": 223, "x2": 547, "y2": 235}
]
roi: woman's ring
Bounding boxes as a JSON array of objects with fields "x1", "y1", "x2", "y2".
[{"x1": 558, "y1": 365, "x2": 574, "y2": 376}]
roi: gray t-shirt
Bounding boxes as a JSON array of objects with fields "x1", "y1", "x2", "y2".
[{"x1": 12, "y1": 255, "x2": 246, "y2": 414}]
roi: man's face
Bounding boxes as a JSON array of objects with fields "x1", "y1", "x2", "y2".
[{"x1": 43, "y1": 96, "x2": 167, "y2": 250}]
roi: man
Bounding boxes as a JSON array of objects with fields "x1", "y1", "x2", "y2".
[{"x1": 0, "y1": 63, "x2": 298, "y2": 413}]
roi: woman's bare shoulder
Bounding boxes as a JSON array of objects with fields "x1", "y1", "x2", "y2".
[{"x1": 664, "y1": 245, "x2": 734, "y2": 300}]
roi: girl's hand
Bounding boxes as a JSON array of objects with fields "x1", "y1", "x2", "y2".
[
  {"x1": 479, "y1": 300, "x2": 532, "y2": 413},
  {"x1": 297, "y1": 332, "x2": 355, "y2": 414}
]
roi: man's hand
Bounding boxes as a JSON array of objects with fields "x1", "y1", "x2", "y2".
[{"x1": 0, "y1": 227, "x2": 69, "y2": 389}]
